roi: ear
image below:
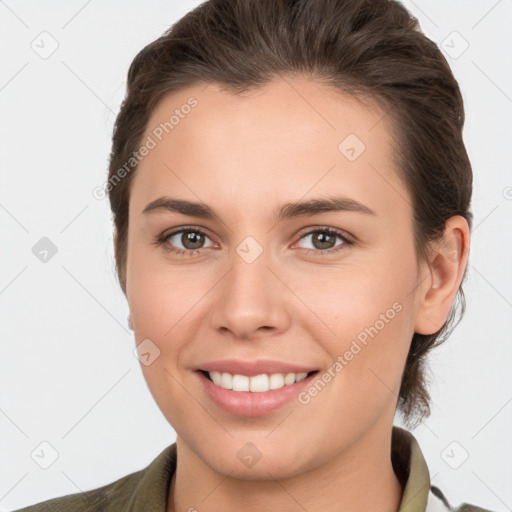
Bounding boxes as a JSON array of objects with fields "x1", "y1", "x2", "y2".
[{"x1": 414, "y1": 215, "x2": 470, "y2": 335}]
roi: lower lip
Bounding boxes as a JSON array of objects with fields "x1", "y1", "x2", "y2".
[{"x1": 196, "y1": 371, "x2": 317, "y2": 416}]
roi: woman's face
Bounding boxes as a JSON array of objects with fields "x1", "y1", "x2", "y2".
[{"x1": 125, "y1": 77, "x2": 425, "y2": 478}]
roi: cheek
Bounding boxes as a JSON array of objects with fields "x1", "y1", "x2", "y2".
[
  {"x1": 126, "y1": 257, "x2": 200, "y2": 430},
  {"x1": 126, "y1": 239, "x2": 205, "y2": 336},
  {"x1": 126, "y1": 247, "x2": 215, "y2": 401},
  {"x1": 316, "y1": 250, "x2": 418, "y2": 402}
]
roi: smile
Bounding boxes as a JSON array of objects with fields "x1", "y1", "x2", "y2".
[
  {"x1": 204, "y1": 370, "x2": 312, "y2": 392},
  {"x1": 196, "y1": 369, "x2": 320, "y2": 416}
]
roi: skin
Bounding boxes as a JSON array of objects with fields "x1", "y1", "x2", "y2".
[{"x1": 120, "y1": 76, "x2": 470, "y2": 512}]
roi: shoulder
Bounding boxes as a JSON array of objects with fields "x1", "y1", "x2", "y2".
[
  {"x1": 8, "y1": 443, "x2": 177, "y2": 512},
  {"x1": 8, "y1": 469, "x2": 144, "y2": 512},
  {"x1": 429, "y1": 485, "x2": 498, "y2": 512}
]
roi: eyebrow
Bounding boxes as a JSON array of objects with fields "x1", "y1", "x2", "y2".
[{"x1": 141, "y1": 195, "x2": 376, "y2": 222}]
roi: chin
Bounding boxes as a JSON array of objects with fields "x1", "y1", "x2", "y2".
[{"x1": 193, "y1": 437, "x2": 314, "y2": 481}]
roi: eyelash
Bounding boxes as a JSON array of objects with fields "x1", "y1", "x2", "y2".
[{"x1": 155, "y1": 225, "x2": 354, "y2": 258}]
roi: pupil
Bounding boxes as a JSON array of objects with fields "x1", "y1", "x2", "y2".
[
  {"x1": 314, "y1": 232, "x2": 334, "y2": 249},
  {"x1": 183, "y1": 231, "x2": 204, "y2": 249}
]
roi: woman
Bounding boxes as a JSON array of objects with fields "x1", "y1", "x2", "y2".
[{"x1": 12, "y1": 0, "x2": 497, "y2": 511}]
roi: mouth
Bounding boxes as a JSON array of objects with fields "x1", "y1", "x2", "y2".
[
  {"x1": 195, "y1": 369, "x2": 320, "y2": 416},
  {"x1": 199, "y1": 369, "x2": 319, "y2": 392}
]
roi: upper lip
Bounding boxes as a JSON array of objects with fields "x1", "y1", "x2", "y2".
[{"x1": 197, "y1": 359, "x2": 318, "y2": 376}]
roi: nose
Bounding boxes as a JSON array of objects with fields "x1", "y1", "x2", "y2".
[{"x1": 209, "y1": 244, "x2": 291, "y2": 341}]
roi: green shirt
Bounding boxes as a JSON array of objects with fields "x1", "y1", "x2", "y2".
[{"x1": 11, "y1": 427, "x2": 494, "y2": 512}]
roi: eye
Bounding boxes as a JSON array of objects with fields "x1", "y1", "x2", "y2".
[
  {"x1": 294, "y1": 227, "x2": 353, "y2": 255},
  {"x1": 156, "y1": 225, "x2": 353, "y2": 257},
  {"x1": 158, "y1": 227, "x2": 216, "y2": 256}
]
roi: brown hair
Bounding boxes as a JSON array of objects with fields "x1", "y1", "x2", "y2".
[{"x1": 107, "y1": 0, "x2": 472, "y2": 427}]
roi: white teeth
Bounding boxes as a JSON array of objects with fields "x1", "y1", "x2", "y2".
[
  {"x1": 269, "y1": 373, "x2": 284, "y2": 389},
  {"x1": 210, "y1": 371, "x2": 222, "y2": 386},
  {"x1": 284, "y1": 373, "x2": 296, "y2": 385},
  {"x1": 232, "y1": 374, "x2": 250, "y2": 392},
  {"x1": 250, "y1": 374, "x2": 269, "y2": 392},
  {"x1": 220, "y1": 372, "x2": 233, "y2": 389},
  {"x1": 207, "y1": 371, "x2": 309, "y2": 392}
]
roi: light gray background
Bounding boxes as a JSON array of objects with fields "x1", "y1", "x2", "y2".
[{"x1": 0, "y1": 1, "x2": 511, "y2": 510}]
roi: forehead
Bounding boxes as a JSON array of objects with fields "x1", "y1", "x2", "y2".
[{"x1": 130, "y1": 76, "x2": 407, "y2": 219}]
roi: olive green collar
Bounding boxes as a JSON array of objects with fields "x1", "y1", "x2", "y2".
[{"x1": 392, "y1": 426, "x2": 431, "y2": 511}]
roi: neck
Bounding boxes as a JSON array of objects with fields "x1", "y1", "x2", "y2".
[{"x1": 167, "y1": 424, "x2": 403, "y2": 512}]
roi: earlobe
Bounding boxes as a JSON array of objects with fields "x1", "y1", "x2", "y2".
[{"x1": 414, "y1": 216, "x2": 470, "y2": 335}]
